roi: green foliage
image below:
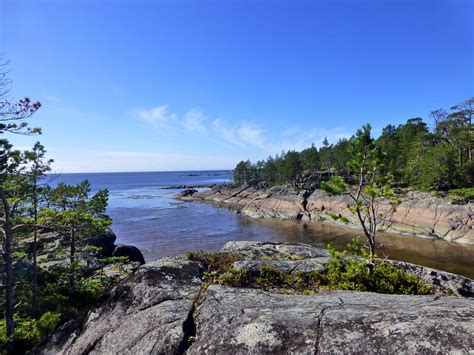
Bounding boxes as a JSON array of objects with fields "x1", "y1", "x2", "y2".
[
  {"x1": 186, "y1": 250, "x2": 243, "y2": 273},
  {"x1": 326, "y1": 212, "x2": 349, "y2": 224},
  {"x1": 321, "y1": 176, "x2": 347, "y2": 195},
  {"x1": 0, "y1": 311, "x2": 61, "y2": 353},
  {"x1": 448, "y1": 188, "x2": 474, "y2": 204},
  {"x1": 187, "y1": 247, "x2": 432, "y2": 297},
  {"x1": 36, "y1": 311, "x2": 61, "y2": 338},
  {"x1": 233, "y1": 97, "x2": 474, "y2": 191},
  {"x1": 326, "y1": 257, "x2": 431, "y2": 295}
]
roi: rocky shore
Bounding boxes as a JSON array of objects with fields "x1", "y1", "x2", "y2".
[
  {"x1": 42, "y1": 241, "x2": 474, "y2": 354},
  {"x1": 179, "y1": 185, "x2": 474, "y2": 245},
  {"x1": 34, "y1": 228, "x2": 146, "y2": 267}
]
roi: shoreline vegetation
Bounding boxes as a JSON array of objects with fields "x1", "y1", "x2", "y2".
[{"x1": 232, "y1": 97, "x2": 473, "y2": 194}]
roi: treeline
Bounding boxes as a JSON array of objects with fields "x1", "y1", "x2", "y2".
[
  {"x1": 234, "y1": 97, "x2": 473, "y2": 190},
  {"x1": 0, "y1": 59, "x2": 128, "y2": 352}
]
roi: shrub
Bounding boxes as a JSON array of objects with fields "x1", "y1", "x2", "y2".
[
  {"x1": 327, "y1": 212, "x2": 349, "y2": 224},
  {"x1": 186, "y1": 251, "x2": 243, "y2": 273},
  {"x1": 448, "y1": 188, "x2": 474, "y2": 204},
  {"x1": 0, "y1": 311, "x2": 62, "y2": 352},
  {"x1": 36, "y1": 311, "x2": 61, "y2": 339},
  {"x1": 189, "y1": 241, "x2": 431, "y2": 296}
]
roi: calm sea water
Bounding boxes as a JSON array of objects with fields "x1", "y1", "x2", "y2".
[{"x1": 49, "y1": 170, "x2": 474, "y2": 278}]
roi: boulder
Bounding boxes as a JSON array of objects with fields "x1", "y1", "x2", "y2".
[
  {"x1": 180, "y1": 188, "x2": 198, "y2": 197},
  {"x1": 221, "y1": 241, "x2": 329, "y2": 259},
  {"x1": 112, "y1": 244, "x2": 146, "y2": 265},
  {"x1": 87, "y1": 228, "x2": 117, "y2": 257},
  {"x1": 232, "y1": 258, "x2": 329, "y2": 274}
]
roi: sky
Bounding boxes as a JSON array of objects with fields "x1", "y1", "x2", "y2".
[{"x1": 0, "y1": 0, "x2": 472, "y2": 173}]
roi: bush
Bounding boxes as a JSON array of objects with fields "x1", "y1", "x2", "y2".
[
  {"x1": 37, "y1": 311, "x2": 61, "y2": 339},
  {"x1": 0, "y1": 313, "x2": 60, "y2": 353},
  {"x1": 189, "y1": 240, "x2": 431, "y2": 296},
  {"x1": 448, "y1": 188, "x2": 474, "y2": 204}
]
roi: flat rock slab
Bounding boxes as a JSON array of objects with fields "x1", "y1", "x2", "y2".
[
  {"x1": 42, "y1": 257, "x2": 204, "y2": 355},
  {"x1": 221, "y1": 241, "x2": 329, "y2": 259},
  {"x1": 233, "y1": 258, "x2": 328, "y2": 274},
  {"x1": 190, "y1": 285, "x2": 474, "y2": 354}
]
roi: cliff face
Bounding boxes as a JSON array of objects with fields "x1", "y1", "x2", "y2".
[
  {"x1": 180, "y1": 186, "x2": 474, "y2": 245},
  {"x1": 43, "y1": 241, "x2": 474, "y2": 354}
]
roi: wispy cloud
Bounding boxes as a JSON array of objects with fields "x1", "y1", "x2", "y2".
[
  {"x1": 237, "y1": 123, "x2": 265, "y2": 149},
  {"x1": 132, "y1": 104, "x2": 352, "y2": 156},
  {"x1": 183, "y1": 107, "x2": 206, "y2": 133},
  {"x1": 134, "y1": 105, "x2": 177, "y2": 126},
  {"x1": 212, "y1": 119, "x2": 243, "y2": 146}
]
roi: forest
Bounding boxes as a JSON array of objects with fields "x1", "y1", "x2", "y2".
[{"x1": 234, "y1": 97, "x2": 474, "y2": 193}]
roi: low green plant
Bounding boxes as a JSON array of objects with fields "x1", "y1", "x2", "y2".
[
  {"x1": 186, "y1": 251, "x2": 243, "y2": 273},
  {"x1": 327, "y1": 212, "x2": 350, "y2": 224},
  {"x1": 0, "y1": 311, "x2": 61, "y2": 353},
  {"x1": 448, "y1": 188, "x2": 474, "y2": 204},
  {"x1": 217, "y1": 266, "x2": 324, "y2": 294},
  {"x1": 325, "y1": 242, "x2": 431, "y2": 294},
  {"x1": 187, "y1": 240, "x2": 431, "y2": 297}
]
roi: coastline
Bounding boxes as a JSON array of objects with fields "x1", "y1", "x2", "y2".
[{"x1": 178, "y1": 185, "x2": 474, "y2": 245}]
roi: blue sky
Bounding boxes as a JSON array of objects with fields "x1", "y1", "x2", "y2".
[{"x1": 1, "y1": 0, "x2": 472, "y2": 172}]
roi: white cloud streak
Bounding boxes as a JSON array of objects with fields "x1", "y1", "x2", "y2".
[
  {"x1": 183, "y1": 107, "x2": 206, "y2": 133},
  {"x1": 134, "y1": 105, "x2": 177, "y2": 126},
  {"x1": 133, "y1": 104, "x2": 352, "y2": 156}
]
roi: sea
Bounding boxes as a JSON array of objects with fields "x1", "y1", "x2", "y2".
[{"x1": 49, "y1": 170, "x2": 474, "y2": 278}]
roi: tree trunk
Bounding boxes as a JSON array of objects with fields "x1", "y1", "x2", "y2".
[
  {"x1": 4, "y1": 228, "x2": 14, "y2": 339},
  {"x1": 368, "y1": 237, "x2": 376, "y2": 263},
  {"x1": 69, "y1": 227, "x2": 76, "y2": 291},
  {"x1": 0, "y1": 189, "x2": 15, "y2": 340},
  {"x1": 31, "y1": 176, "x2": 38, "y2": 317}
]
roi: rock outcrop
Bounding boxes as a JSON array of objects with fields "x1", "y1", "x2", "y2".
[
  {"x1": 180, "y1": 186, "x2": 474, "y2": 244},
  {"x1": 44, "y1": 241, "x2": 474, "y2": 354},
  {"x1": 191, "y1": 285, "x2": 473, "y2": 354},
  {"x1": 112, "y1": 244, "x2": 146, "y2": 265},
  {"x1": 36, "y1": 228, "x2": 146, "y2": 264},
  {"x1": 43, "y1": 257, "x2": 204, "y2": 354}
]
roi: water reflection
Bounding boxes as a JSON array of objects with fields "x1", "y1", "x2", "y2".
[
  {"x1": 250, "y1": 218, "x2": 474, "y2": 279},
  {"x1": 111, "y1": 199, "x2": 474, "y2": 279}
]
